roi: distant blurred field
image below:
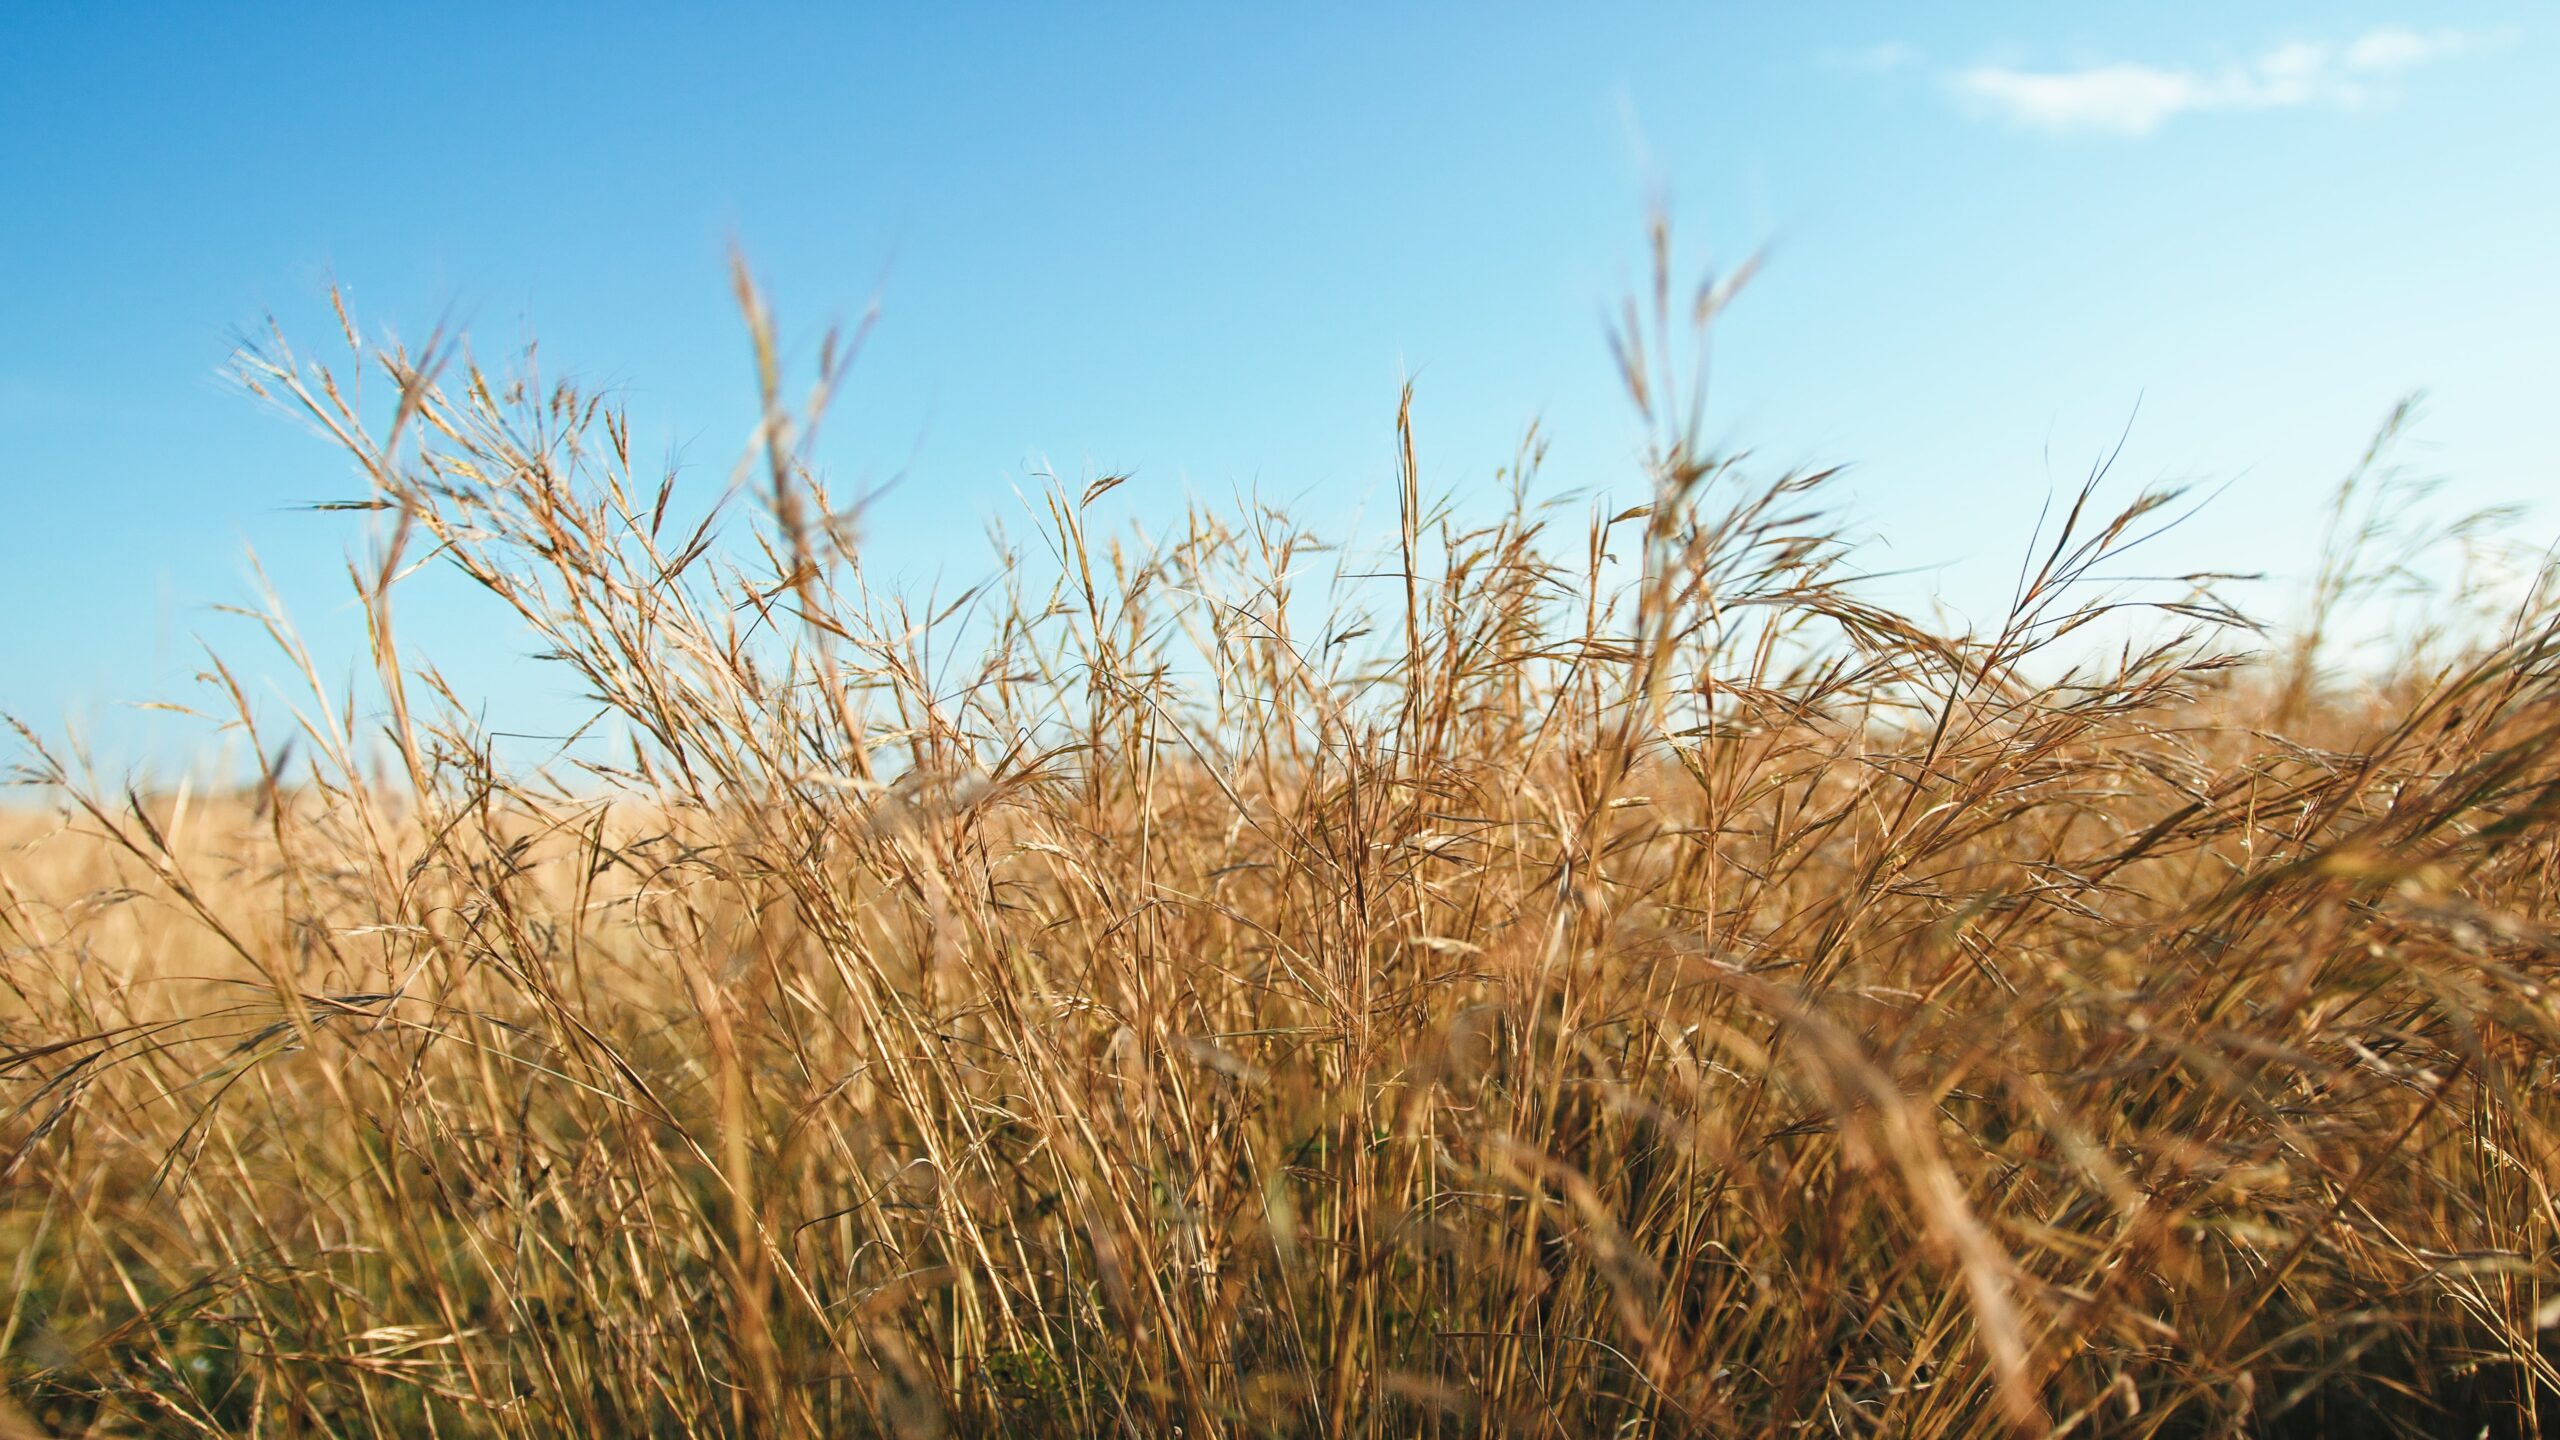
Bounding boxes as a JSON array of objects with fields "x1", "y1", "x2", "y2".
[{"x1": 8, "y1": 256, "x2": 2560, "y2": 1437}]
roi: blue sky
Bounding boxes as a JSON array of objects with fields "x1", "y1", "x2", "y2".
[{"x1": 4, "y1": 4, "x2": 2554, "y2": 770}]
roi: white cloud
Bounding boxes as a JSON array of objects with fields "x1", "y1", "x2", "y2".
[
  {"x1": 2344, "y1": 25, "x2": 2474, "y2": 72},
  {"x1": 1954, "y1": 62, "x2": 2204, "y2": 136},
  {"x1": 1948, "y1": 26, "x2": 2489, "y2": 137}
]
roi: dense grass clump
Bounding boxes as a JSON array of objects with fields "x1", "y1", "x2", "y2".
[{"x1": 8, "y1": 252, "x2": 2560, "y2": 1436}]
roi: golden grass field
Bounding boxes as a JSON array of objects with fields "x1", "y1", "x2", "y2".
[{"x1": 8, "y1": 256, "x2": 2560, "y2": 1436}]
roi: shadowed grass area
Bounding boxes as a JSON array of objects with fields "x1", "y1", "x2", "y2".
[{"x1": 7, "y1": 241, "x2": 2560, "y2": 1437}]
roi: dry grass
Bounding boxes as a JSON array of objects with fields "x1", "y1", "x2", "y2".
[{"x1": 8, "y1": 242, "x2": 2560, "y2": 1436}]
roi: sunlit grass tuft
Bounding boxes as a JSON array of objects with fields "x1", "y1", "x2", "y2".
[{"x1": 7, "y1": 239, "x2": 2559, "y2": 1436}]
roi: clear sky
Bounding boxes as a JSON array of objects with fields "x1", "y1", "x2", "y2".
[{"x1": 4, "y1": 4, "x2": 2554, "y2": 770}]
